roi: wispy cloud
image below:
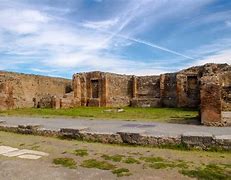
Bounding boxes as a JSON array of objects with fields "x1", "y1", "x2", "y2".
[
  {"x1": 0, "y1": 8, "x2": 50, "y2": 34},
  {"x1": 195, "y1": 49, "x2": 231, "y2": 65},
  {"x1": 115, "y1": 34, "x2": 195, "y2": 60},
  {"x1": 82, "y1": 18, "x2": 119, "y2": 30},
  {"x1": 226, "y1": 20, "x2": 231, "y2": 27}
]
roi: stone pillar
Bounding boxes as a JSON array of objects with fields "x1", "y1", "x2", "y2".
[
  {"x1": 73, "y1": 75, "x2": 81, "y2": 99},
  {"x1": 132, "y1": 76, "x2": 137, "y2": 98},
  {"x1": 51, "y1": 96, "x2": 61, "y2": 109},
  {"x1": 176, "y1": 74, "x2": 187, "y2": 107},
  {"x1": 101, "y1": 74, "x2": 108, "y2": 106},
  {"x1": 81, "y1": 75, "x2": 87, "y2": 106},
  {"x1": 159, "y1": 74, "x2": 165, "y2": 105},
  {"x1": 200, "y1": 76, "x2": 222, "y2": 126}
]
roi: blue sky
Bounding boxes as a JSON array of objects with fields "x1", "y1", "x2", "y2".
[{"x1": 0, "y1": 0, "x2": 230, "y2": 78}]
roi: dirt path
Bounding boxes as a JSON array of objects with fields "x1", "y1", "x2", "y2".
[{"x1": 0, "y1": 131, "x2": 230, "y2": 180}]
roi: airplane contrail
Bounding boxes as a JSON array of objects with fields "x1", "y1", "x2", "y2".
[
  {"x1": 74, "y1": 19, "x2": 195, "y2": 60},
  {"x1": 115, "y1": 34, "x2": 195, "y2": 60}
]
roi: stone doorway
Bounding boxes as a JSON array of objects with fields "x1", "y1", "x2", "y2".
[{"x1": 91, "y1": 79, "x2": 99, "y2": 98}]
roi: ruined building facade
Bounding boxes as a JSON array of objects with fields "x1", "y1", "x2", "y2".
[
  {"x1": 0, "y1": 63, "x2": 230, "y2": 126},
  {"x1": 0, "y1": 71, "x2": 72, "y2": 110}
]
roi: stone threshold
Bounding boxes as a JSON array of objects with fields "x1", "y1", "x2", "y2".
[{"x1": 0, "y1": 124, "x2": 230, "y2": 151}]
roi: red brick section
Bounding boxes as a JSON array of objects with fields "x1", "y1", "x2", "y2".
[{"x1": 200, "y1": 76, "x2": 222, "y2": 126}]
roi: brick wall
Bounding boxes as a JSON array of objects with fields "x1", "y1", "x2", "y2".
[{"x1": 0, "y1": 71, "x2": 71, "y2": 110}]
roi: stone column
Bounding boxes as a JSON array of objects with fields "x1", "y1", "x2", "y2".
[
  {"x1": 51, "y1": 96, "x2": 61, "y2": 109},
  {"x1": 81, "y1": 75, "x2": 87, "y2": 106},
  {"x1": 132, "y1": 76, "x2": 137, "y2": 98},
  {"x1": 73, "y1": 75, "x2": 81, "y2": 99},
  {"x1": 101, "y1": 74, "x2": 108, "y2": 106},
  {"x1": 159, "y1": 74, "x2": 165, "y2": 105},
  {"x1": 176, "y1": 74, "x2": 187, "y2": 107}
]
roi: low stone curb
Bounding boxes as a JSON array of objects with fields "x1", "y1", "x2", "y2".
[{"x1": 0, "y1": 124, "x2": 230, "y2": 150}]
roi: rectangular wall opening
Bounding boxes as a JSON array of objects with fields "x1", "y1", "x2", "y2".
[
  {"x1": 91, "y1": 79, "x2": 99, "y2": 98},
  {"x1": 187, "y1": 76, "x2": 199, "y2": 99}
]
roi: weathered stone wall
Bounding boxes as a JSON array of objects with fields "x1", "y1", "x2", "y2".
[
  {"x1": 160, "y1": 73, "x2": 177, "y2": 107},
  {"x1": 131, "y1": 76, "x2": 160, "y2": 107},
  {"x1": 200, "y1": 64, "x2": 231, "y2": 126},
  {"x1": 176, "y1": 68, "x2": 201, "y2": 108},
  {"x1": 73, "y1": 72, "x2": 133, "y2": 107},
  {"x1": 220, "y1": 71, "x2": 231, "y2": 111},
  {"x1": 200, "y1": 75, "x2": 222, "y2": 126},
  {"x1": 0, "y1": 71, "x2": 71, "y2": 110},
  {"x1": 1, "y1": 63, "x2": 230, "y2": 126},
  {"x1": 220, "y1": 70, "x2": 231, "y2": 125},
  {"x1": 106, "y1": 73, "x2": 133, "y2": 107},
  {"x1": 73, "y1": 72, "x2": 107, "y2": 107},
  {"x1": 73, "y1": 72, "x2": 161, "y2": 107},
  {"x1": 136, "y1": 76, "x2": 160, "y2": 98}
]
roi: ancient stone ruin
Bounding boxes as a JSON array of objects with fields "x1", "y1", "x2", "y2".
[{"x1": 0, "y1": 63, "x2": 230, "y2": 126}]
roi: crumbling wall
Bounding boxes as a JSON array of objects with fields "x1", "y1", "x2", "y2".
[
  {"x1": 200, "y1": 64, "x2": 231, "y2": 126},
  {"x1": 107, "y1": 73, "x2": 133, "y2": 107},
  {"x1": 176, "y1": 66, "x2": 201, "y2": 108},
  {"x1": 131, "y1": 76, "x2": 160, "y2": 107},
  {"x1": 136, "y1": 76, "x2": 160, "y2": 98},
  {"x1": 160, "y1": 73, "x2": 177, "y2": 107},
  {"x1": 2, "y1": 63, "x2": 230, "y2": 126},
  {"x1": 72, "y1": 72, "x2": 107, "y2": 107},
  {"x1": 200, "y1": 76, "x2": 222, "y2": 126},
  {"x1": 220, "y1": 70, "x2": 231, "y2": 125},
  {"x1": 0, "y1": 71, "x2": 71, "y2": 110},
  {"x1": 73, "y1": 72, "x2": 161, "y2": 108},
  {"x1": 0, "y1": 76, "x2": 16, "y2": 110},
  {"x1": 220, "y1": 71, "x2": 231, "y2": 111}
]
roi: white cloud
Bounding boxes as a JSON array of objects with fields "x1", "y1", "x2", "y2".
[
  {"x1": 195, "y1": 49, "x2": 231, "y2": 65},
  {"x1": 45, "y1": 49, "x2": 175, "y2": 76},
  {"x1": 225, "y1": 20, "x2": 231, "y2": 27},
  {"x1": 0, "y1": 8, "x2": 50, "y2": 34},
  {"x1": 30, "y1": 68, "x2": 57, "y2": 73},
  {"x1": 93, "y1": 0, "x2": 103, "y2": 2},
  {"x1": 82, "y1": 18, "x2": 119, "y2": 30}
]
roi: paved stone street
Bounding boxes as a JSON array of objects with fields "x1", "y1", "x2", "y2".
[{"x1": 0, "y1": 116, "x2": 230, "y2": 136}]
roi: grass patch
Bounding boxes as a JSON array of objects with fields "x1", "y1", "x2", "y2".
[
  {"x1": 180, "y1": 164, "x2": 231, "y2": 180},
  {"x1": 159, "y1": 142, "x2": 190, "y2": 151},
  {"x1": 31, "y1": 145, "x2": 40, "y2": 150},
  {"x1": 149, "y1": 162, "x2": 174, "y2": 169},
  {"x1": 101, "y1": 154, "x2": 124, "y2": 162},
  {"x1": 53, "y1": 158, "x2": 77, "y2": 169},
  {"x1": 141, "y1": 156, "x2": 189, "y2": 170},
  {"x1": 140, "y1": 156, "x2": 165, "y2": 163},
  {"x1": 81, "y1": 159, "x2": 116, "y2": 170},
  {"x1": 175, "y1": 161, "x2": 189, "y2": 169},
  {"x1": 112, "y1": 168, "x2": 132, "y2": 177},
  {"x1": 123, "y1": 157, "x2": 140, "y2": 164},
  {"x1": 73, "y1": 149, "x2": 88, "y2": 157},
  {"x1": 0, "y1": 107, "x2": 198, "y2": 122}
]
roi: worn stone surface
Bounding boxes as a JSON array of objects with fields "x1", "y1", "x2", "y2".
[
  {"x1": 80, "y1": 131, "x2": 123, "y2": 144},
  {"x1": 181, "y1": 132, "x2": 214, "y2": 149},
  {"x1": 0, "y1": 118, "x2": 231, "y2": 150},
  {"x1": 0, "y1": 145, "x2": 48, "y2": 159}
]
